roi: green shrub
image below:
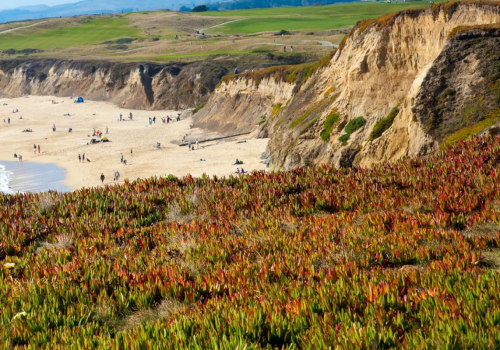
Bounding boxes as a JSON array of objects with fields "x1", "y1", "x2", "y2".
[
  {"x1": 290, "y1": 110, "x2": 312, "y2": 129},
  {"x1": 339, "y1": 134, "x2": 350, "y2": 143},
  {"x1": 369, "y1": 106, "x2": 399, "y2": 140},
  {"x1": 259, "y1": 115, "x2": 266, "y2": 125},
  {"x1": 301, "y1": 115, "x2": 320, "y2": 134},
  {"x1": 272, "y1": 103, "x2": 283, "y2": 116},
  {"x1": 320, "y1": 111, "x2": 340, "y2": 141},
  {"x1": 440, "y1": 109, "x2": 500, "y2": 149},
  {"x1": 344, "y1": 117, "x2": 366, "y2": 135},
  {"x1": 192, "y1": 103, "x2": 205, "y2": 114}
]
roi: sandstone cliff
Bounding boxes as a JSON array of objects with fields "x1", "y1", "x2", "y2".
[
  {"x1": 0, "y1": 59, "x2": 231, "y2": 110},
  {"x1": 195, "y1": 1, "x2": 500, "y2": 169}
]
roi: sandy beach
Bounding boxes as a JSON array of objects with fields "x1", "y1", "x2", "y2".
[{"x1": 0, "y1": 95, "x2": 268, "y2": 191}]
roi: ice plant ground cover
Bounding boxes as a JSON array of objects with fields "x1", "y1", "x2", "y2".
[{"x1": 1, "y1": 137, "x2": 499, "y2": 349}]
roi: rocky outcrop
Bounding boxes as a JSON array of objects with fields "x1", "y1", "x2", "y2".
[{"x1": 195, "y1": 1, "x2": 500, "y2": 169}]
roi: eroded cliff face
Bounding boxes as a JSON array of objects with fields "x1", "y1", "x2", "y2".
[
  {"x1": 0, "y1": 59, "x2": 230, "y2": 110},
  {"x1": 196, "y1": 1, "x2": 500, "y2": 169},
  {"x1": 193, "y1": 77, "x2": 295, "y2": 133}
]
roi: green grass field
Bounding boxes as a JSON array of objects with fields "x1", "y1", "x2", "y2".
[
  {"x1": 0, "y1": 17, "x2": 141, "y2": 51},
  {"x1": 0, "y1": 1, "x2": 442, "y2": 59},
  {"x1": 201, "y1": 1, "x2": 434, "y2": 33},
  {"x1": 146, "y1": 49, "x2": 255, "y2": 61}
]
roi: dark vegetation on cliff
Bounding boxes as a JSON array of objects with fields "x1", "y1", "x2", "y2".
[
  {"x1": 1, "y1": 137, "x2": 499, "y2": 348},
  {"x1": 413, "y1": 28, "x2": 500, "y2": 148}
]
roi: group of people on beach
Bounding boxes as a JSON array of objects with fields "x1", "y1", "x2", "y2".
[
  {"x1": 118, "y1": 112, "x2": 134, "y2": 122},
  {"x1": 78, "y1": 154, "x2": 88, "y2": 162},
  {"x1": 187, "y1": 139, "x2": 199, "y2": 151},
  {"x1": 99, "y1": 171, "x2": 120, "y2": 184},
  {"x1": 92, "y1": 127, "x2": 107, "y2": 138}
]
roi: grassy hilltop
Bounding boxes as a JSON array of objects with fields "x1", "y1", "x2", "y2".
[
  {"x1": 1, "y1": 136, "x2": 499, "y2": 348},
  {"x1": 0, "y1": 1, "x2": 434, "y2": 62}
]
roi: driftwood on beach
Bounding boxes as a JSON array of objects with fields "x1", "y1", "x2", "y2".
[{"x1": 178, "y1": 132, "x2": 251, "y2": 147}]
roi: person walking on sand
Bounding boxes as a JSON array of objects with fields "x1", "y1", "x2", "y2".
[
  {"x1": 82, "y1": 153, "x2": 85, "y2": 162},
  {"x1": 130, "y1": 148, "x2": 133, "y2": 157},
  {"x1": 7, "y1": 117, "x2": 10, "y2": 124},
  {"x1": 114, "y1": 170, "x2": 120, "y2": 181},
  {"x1": 37, "y1": 145, "x2": 40, "y2": 154},
  {"x1": 78, "y1": 154, "x2": 81, "y2": 162},
  {"x1": 120, "y1": 153, "x2": 124, "y2": 163},
  {"x1": 52, "y1": 123, "x2": 56, "y2": 132},
  {"x1": 33, "y1": 144, "x2": 36, "y2": 153},
  {"x1": 100, "y1": 173, "x2": 105, "y2": 183}
]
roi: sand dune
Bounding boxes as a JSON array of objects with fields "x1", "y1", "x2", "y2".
[{"x1": 0, "y1": 95, "x2": 268, "y2": 191}]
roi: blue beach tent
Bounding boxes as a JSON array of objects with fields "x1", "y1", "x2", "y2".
[{"x1": 75, "y1": 96, "x2": 84, "y2": 103}]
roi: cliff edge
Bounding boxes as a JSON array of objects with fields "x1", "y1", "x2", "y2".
[{"x1": 195, "y1": 1, "x2": 500, "y2": 168}]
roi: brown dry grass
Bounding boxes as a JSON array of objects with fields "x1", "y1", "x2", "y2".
[
  {"x1": 119, "y1": 298, "x2": 186, "y2": 331},
  {"x1": 94, "y1": 297, "x2": 186, "y2": 331},
  {"x1": 481, "y1": 249, "x2": 500, "y2": 271},
  {"x1": 37, "y1": 234, "x2": 74, "y2": 253}
]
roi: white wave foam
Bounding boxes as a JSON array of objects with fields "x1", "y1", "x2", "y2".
[{"x1": 0, "y1": 164, "x2": 14, "y2": 194}]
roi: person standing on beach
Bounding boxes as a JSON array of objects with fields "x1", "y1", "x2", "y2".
[
  {"x1": 78, "y1": 154, "x2": 81, "y2": 162},
  {"x1": 130, "y1": 149, "x2": 133, "y2": 157},
  {"x1": 18, "y1": 155, "x2": 22, "y2": 162},
  {"x1": 37, "y1": 145, "x2": 40, "y2": 154},
  {"x1": 82, "y1": 153, "x2": 85, "y2": 162},
  {"x1": 7, "y1": 117, "x2": 10, "y2": 124},
  {"x1": 52, "y1": 123, "x2": 56, "y2": 132},
  {"x1": 100, "y1": 173, "x2": 105, "y2": 183},
  {"x1": 33, "y1": 144, "x2": 37, "y2": 153},
  {"x1": 120, "y1": 153, "x2": 123, "y2": 163}
]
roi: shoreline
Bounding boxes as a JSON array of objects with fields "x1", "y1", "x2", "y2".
[
  {"x1": 0, "y1": 160, "x2": 71, "y2": 194},
  {"x1": 0, "y1": 95, "x2": 269, "y2": 192}
]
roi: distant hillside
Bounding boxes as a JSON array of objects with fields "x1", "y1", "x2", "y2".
[
  {"x1": 0, "y1": 0, "x2": 361, "y2": 23},
  {"x1": 208, "y1": 0, "x2": 358, "y2": 11},
  {"x1": 0, "y1": 0, "x2": 215, "y2": 23}
]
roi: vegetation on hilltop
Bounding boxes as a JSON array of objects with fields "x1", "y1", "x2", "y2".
[
  {"x1": 201, "y1": 1, "x2": 435, "y2": 34},
  {"x1": 354, "y1": 0, "x2": 500, "y2": 36},
  {"x1": 1, "y1": 136, "x2": 499, "y2": 348}
]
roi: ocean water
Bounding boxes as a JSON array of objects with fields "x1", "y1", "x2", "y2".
[
  {"x1": 0, "y1": 163, "x2": 14, "y2": 194},
  {"x1": 0, "y1": 160, "x2": 71, "y2": 194}
]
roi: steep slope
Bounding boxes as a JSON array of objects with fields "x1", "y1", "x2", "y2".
[{"x1": 195, "y1": 1, "x2": 500, "y2": 168}]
